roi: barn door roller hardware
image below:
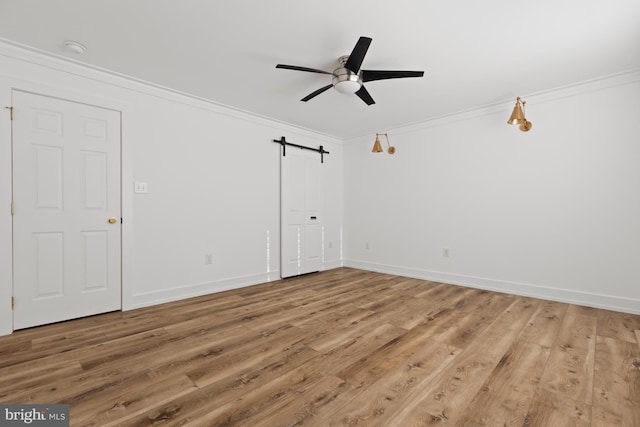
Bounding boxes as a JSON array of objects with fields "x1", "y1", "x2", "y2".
[{"x1": 272, "y1": 136, "x2": 330, "y2": 163}]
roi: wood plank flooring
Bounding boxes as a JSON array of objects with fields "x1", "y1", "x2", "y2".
[{"x1": 1, "y1": 268, "x2": 639, "y2": 426}]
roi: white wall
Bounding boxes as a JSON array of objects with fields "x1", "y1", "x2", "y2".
[
  {"x1": 0, "y1": 42, "x2": 343, "y2": 335},
  {"x1": 344, "y1": 71, "x2": 640, "y2": 314},
  {"x1": 1, "y1": 41, "x2": 637, "y2": 338}
]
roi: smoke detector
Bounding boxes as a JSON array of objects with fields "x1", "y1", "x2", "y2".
[{"x1": 63, "y1": 40, "x2": 87, "y2": 54}]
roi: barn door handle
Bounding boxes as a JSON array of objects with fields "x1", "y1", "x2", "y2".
[{"x1": 310, "y1": 216, "x2": 317, "y2": 220}]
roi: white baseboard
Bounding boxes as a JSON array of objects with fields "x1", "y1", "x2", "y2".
[
  {"x1": 128, "y1": 270, "x2": 280, "y2": 310},
  {"x1": 343, "y1": 259, "x2": 640, "y2": 315},
  {"x1": 322, "y1": 259, "x2": 344, "y2": 271},
  {"x1": 127, "y1": 259, "x2": 344, "y2": 310}
]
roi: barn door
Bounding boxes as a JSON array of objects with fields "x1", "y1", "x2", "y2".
[
  {"x1": 12, "y1": 90, "x2": 122, "y2": 329},
  {"x1": 280, "y1": 147, "x2": 323, "y2": 278}
]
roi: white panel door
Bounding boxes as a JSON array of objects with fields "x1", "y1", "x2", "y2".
[
  {"x1": 280, "y1": 147, "x2": 323, "y2": 278},
  {"x1": 12, "y1": 90, "x2": 121, "y2": 329}
]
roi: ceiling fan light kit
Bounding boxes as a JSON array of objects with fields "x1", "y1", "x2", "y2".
[
  {"x1": 332, "y1": 57, "x2": 362, "y2": 94},
  {"x1": 276, "y1": 36, "x2": 424, "y2": 106},
  {"x1": 507, "y1": 97, "x2": 533, "y2": 132}
]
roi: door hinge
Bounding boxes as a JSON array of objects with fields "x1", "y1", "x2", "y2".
[
  {"x1": 11, "y1": 297, "x2": 14, "y2": 309},
  {"x1": 11, "y1": 203, "x2": 14, "y2": 215},
  {"x1": 5, "y1": 106, "x2": 13, "y2": 121}
]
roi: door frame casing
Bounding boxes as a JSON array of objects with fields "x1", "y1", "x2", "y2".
[{"x1": 0, "y1": 76, "x2": 132, "y2": 336}]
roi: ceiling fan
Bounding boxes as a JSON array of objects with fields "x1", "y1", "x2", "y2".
[{"x1": 276, "y1": 36, "x2": 424, "y2": 105}]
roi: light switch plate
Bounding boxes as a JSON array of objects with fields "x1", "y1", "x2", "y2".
[{"x1": 134, "y1": 182, "x2": 148, "y2": 193}]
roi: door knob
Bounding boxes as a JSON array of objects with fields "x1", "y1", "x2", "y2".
[{"x1": 108, "y1": 217, "x2": 118, "y2": 224}]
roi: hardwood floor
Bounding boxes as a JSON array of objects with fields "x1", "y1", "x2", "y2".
[{"x1": 1, "y1": 268, "x2": 639, "y2": 426}]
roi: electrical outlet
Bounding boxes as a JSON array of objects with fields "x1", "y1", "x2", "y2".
[
  {"x1": 205, "y1": 254, "x2": 213, "y2": 265},
  {"x1": 365, "y1": 242, "x2": 370, "y2": 250},
  {"x1": 443, "y1": 248, "x2": 450, "y2": 257}
]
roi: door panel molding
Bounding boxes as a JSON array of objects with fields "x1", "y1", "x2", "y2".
[
  {"x1": 280, "y1": 146, "x2": 324, "y2": 278},
  {"x1": 12, "y1": 90, "x2": 122, "y2": 329}
]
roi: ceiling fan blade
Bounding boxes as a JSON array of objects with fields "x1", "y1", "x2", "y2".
[
  {"x1": 301, "y1": 84, "x2": 334, "y2": 102},
  {"x1": 361, "y1": 70, "x2": 424, "y2": 82},
  {"x1": 344, "y1": 37, "x2": 372, "y2": 74},
  {"x1": 355, "y1": 86, "x2": 375, "y2": 105},
  {"x1": 276, "y1": 64, "x2": 333, "y2": 75}
]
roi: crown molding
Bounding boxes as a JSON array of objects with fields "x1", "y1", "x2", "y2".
[
  {"x1": 0, "y1": 38, "x2": 341, "y2": 145},
  {"x1": 344, "y1": 68, "x2": 640, "y2": 144}
]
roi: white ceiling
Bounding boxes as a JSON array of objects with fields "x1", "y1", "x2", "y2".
[{"x1": 1, "y1": 0, "x2": 639, "y2": 139}]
